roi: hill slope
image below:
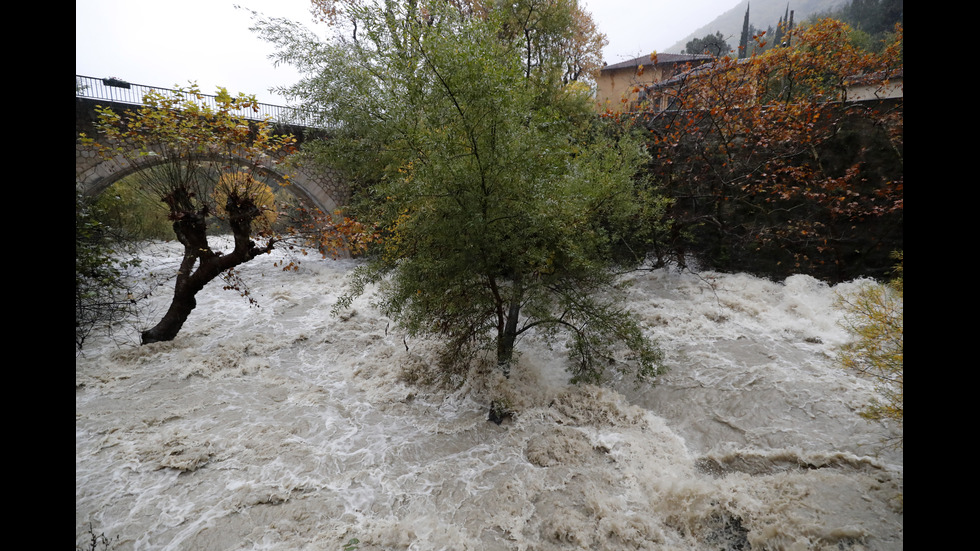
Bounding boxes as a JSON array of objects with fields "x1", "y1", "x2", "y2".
[{"x1": 666, "y1": 0, "x2": 848, "y2": 53}]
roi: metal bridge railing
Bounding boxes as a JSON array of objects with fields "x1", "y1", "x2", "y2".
[{"x1": 75, "y1": 75, "x2": 312, "y2": 127}]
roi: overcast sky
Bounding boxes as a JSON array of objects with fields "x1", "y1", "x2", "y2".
[{"x1": 76, "y1": 0, "x2": 741, "y2": 105}]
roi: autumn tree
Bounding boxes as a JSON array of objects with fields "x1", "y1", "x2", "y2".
[
  {"x1": 308, "y1": 0, "x2": 606, "y2": 85},
  {"x1": 836, "y1": 251, "x2": 902, "y2": 447},
  {"x1": 493, "y1": 0, "x2": 607, "y2": 84},
  {"x1": 252, "y1": 0, "x2": 664, "y2": 388},
  {"x1": 81, "y1": 85, "x2": 371, "y2": 344},
  {"x1": 633, "y1": 19, "x2": 903, "y2": 281}
]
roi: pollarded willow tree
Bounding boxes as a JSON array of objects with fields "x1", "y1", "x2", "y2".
[
  {"x1": 250, "y1": 0, "x2": 665, "y2": 387},
  {"x1": 81, "y1": 85, "x2": 373, "y2": 344}
]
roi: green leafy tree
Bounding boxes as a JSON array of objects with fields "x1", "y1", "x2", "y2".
[
  {"x1": 308, "y1": 0, "x2": 607, "y2": 85},
  {"x1": 252, "y1": 0, "x2": 664, "y2": 387},
  {"x1": 836, "y1": 251, "x2": 902, "y2": 446},
  {"x1": 683, "y1": 31, "x2": 731, "y2": 57},
  {"x1": 495, "y1": 0, "x2": 606, "y2": 84},
  {"x1": 738, "y1": 4, "x2": 750, "y2": 59},
  {"x1": 93, "y1": 175, "x2": 174, "y2": 240},
  {"x1": 840, "y1": 0, "x2": 903, "y2": 35},
  {"x1": 76, "y1": 188, "x2": 142, "y2": 350}
]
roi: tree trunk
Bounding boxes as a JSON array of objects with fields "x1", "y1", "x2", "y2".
[
  {"x1": 140, "y1": 251, "x2": 212, "y2": 344},
  {"x1": 495, "y1": 279, "x2": 523, "y2": 378},
  {"x1": 140, "y1": 202, "x2": 272, "y2": 345}
]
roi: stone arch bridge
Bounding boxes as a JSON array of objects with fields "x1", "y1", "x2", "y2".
[{"x1": 75, "y1": 77, "x2": 348, "y2": 214}]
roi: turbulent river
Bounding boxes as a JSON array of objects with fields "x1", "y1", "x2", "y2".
[{"x1": 75, "y1": 240, "x2": 903, "y2": 550}]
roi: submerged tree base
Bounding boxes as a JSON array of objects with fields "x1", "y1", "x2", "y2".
[{"x1": 488, "y1": 399, "x2": 514, "y2": 425}]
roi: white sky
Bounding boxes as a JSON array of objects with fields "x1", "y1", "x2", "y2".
[{"x1": 76, "y1": 0, "x2": 741, "y2": 105}]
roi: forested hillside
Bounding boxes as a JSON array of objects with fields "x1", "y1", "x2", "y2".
[{"x1": 669, "y1": 0, "x2": 902, "y2": 54}]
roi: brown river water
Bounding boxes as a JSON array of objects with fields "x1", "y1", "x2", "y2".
[{"x1": 76, "y1": 240, "x2": 902, "y2": 550}]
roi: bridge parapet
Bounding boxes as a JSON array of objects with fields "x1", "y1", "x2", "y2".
[{"x1": 75, "y1": 75, "x2": 313, "y2": 126}]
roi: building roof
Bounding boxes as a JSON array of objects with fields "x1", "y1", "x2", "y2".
[
  {"x1": 601, "y1": 53, "x2": 713, "y2": 72},
  {"x1": 644, "y1": 57, "x2": 757, "y2": 90},
  {"x1": 843, "y1": 68, "x2": 904, "y2": 87}
]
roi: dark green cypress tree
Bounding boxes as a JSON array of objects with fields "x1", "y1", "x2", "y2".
[
  {"x1": 739, "y1": 3, "x2": 750, "y2": 59},
  {"x1": 786, "y1": 10, "x2": 794, "y2": 47},
  {"x1": 780, "y1": 4, "x2": 790, "y2": 46}
]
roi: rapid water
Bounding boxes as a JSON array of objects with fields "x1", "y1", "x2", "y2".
[{"x1": 76, "y1": 240, "x2": 903, "y2": 550}]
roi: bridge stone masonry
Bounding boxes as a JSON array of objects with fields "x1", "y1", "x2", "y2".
[{"x1": 75, "y1": 78, "x2": 349, "y2": 215}]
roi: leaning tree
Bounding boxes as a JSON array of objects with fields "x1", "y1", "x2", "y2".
[{"x1": 80, "y1": 85, "x2": 371, "y2": 344}]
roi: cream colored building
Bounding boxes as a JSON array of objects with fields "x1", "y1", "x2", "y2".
[{"x1": 595, "y1": 52, "x2": 712, "y2": 112}]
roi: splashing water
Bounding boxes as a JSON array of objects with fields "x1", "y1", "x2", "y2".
[{"x1": 76, "y1": 240, "x2": 902, "y2": 550}]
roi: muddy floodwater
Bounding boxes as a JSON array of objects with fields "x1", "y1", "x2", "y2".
[{"x1": 76, "y1": 240, "x2": 903, "y2": 550}]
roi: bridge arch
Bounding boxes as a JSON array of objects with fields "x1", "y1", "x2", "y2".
[
  {"x1": 75, "y1": 93, "x2": 349, "y2": 215},
  {"x1": 76, "y1": 147, "x2": 343, "y2": 215}
]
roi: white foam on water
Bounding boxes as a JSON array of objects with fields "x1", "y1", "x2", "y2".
[{"x1": 77, "y1": 241, "x2": 902, "y2": 550}]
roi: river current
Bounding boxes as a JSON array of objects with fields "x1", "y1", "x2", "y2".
[{"x1": 76, "y1": 240, "x2": 902, "y2": 550}]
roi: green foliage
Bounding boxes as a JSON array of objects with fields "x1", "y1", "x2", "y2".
[
  {"x1": 255, "y1": 0, "x2": 665, "y2": 384},
  {"x1": 76, "y1": 188, "x2": 142, "y2": 350},
  {"x1": 684, "y1": 31, "x2": 731, "y2": 57},
  {"x1": 807, "y1": 0, "x2": 903, "y2": 53},
  {"x1": 738, "y1": 5, "x2": 750, "y2": 59},
  {"x1": 93, "y1": 175, "x2": 173, "y2": 240},
  {"x1": 836, "y1": 251, "x2": 902, "y2": 445},
  {"x1": 92, "y1": 167, "x2": 307, "y2": 242},
  {"x1": 837, "y1": 0, "x2": 903, "y2": 36},
  {"x1": 342, "y1": 538, "x2": 360, "y2": 551},
  {"x1": 84, "y1": 83, "x2": 297, "y2": 238}
]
